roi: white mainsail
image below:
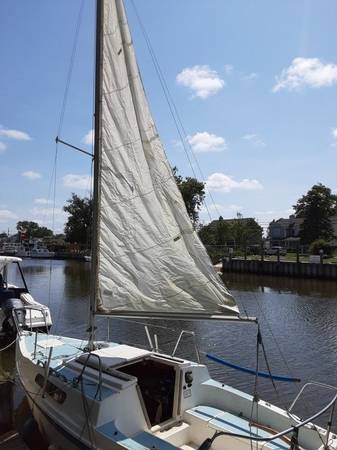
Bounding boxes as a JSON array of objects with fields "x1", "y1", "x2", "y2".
[{"x1": 95, "y1": 0, "x2": 238, "y2": 317}]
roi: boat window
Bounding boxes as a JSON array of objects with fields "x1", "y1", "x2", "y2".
[
  {"x1": 35, "y1": 374, "x2": 66, "y2": 404},
  {"x1": 118, "y1": 358, "x2": 176, "y2": 426},
  {"x1": 2, "y1": 262, "x2": 28, "y2": 293}
]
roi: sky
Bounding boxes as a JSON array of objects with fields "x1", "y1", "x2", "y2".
[{"x1": 1, "y1": 0, "x2": 337, "y2": 234}]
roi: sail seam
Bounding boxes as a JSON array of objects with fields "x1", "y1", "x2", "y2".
[
  {"x1": 101, "y1": 227, "x2": 195, "y2": 259},
  {"x1": 99, "y1": 275, "x2": 233, "y2": 303},
  {"x1": 100, "y1": 172, "x2": 174, "y2": 206},
  {"x1": 100, "y1": 123, "x2": 155, "y2": 151},
  {"x1": 102, "y1": 76, "x2": 139, "y2": 96}
]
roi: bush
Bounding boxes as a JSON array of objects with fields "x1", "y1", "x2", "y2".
[{"x1": 309, "y1": 239, "x2": 334, "y2": 257}]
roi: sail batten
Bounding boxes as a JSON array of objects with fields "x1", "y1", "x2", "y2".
[{"x1": 95, "y1": 0, "x2": 239, "y2": 317}]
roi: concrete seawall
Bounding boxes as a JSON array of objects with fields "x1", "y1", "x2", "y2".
[{"x1": 222, "y1": 258, "x2": 337, "y2": 280}]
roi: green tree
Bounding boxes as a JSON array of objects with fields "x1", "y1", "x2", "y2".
[
  {"x1": 63, "y1": 194, "x2": 93, "y2": 244},
  {"x1": 16, "y1": 221, "x2": 53, "y2": 238},
  {"x1": 293, "y1": 183, "x2": 337, "y2": 244},
  {"x1": 173, "y1": 167, "x2": 205, "y2": 226},
  {"x1": 215, "y1": 216, "x2": 231, "y2": 246},
  {"x1": 198, "y1": 215, "x2": 263, "y2": 261},
  {"x1": 231, "y1": 215, "x2": 263, "y2": 249}
]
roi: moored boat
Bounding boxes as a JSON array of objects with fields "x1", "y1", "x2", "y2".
[{"x1": 0, "y1": 256, "x2": 52, "y2": 337}]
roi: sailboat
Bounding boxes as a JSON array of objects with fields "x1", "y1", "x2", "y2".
[{"x1": 16, "y1": 1, "x2": 337, "y2": 449}]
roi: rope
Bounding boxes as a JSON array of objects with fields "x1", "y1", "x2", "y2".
[{"x1": 0, "y1": 336, "x2": 17, "y2": 352}]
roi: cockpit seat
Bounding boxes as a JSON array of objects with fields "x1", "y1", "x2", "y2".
[{"x1": 185, "y1": 406, "x2": 290, "y2": 450}]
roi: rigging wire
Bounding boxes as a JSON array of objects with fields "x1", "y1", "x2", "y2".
[
  {"x1": 57, "y1": 0, "x2": 85, "y2": 137},
  {"x1": 249, "y1": 291, "x2": 327, "y2": 447},
  {"x1": 129, "y1": 0, "x2": 217, "y2": 222},
  {"x1": 48, "y1": 0, "x2": 85, "y2": 322}
]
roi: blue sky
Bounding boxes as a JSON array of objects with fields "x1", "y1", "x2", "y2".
[{"x1": 1, "y1": 0, "x2": 337, "y2": 234}]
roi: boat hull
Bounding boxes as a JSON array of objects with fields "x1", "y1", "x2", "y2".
[{"x1": 16, "y1": 332, "x2": 337, "y2": 450}]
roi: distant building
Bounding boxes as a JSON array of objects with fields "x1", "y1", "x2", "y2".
[
  {"x1": 207, "y1": 217, "x2": 257, "y2": 230},
  {"x1": 203, "y1": 217, "x2": 263, "y2": 246},
  {"x1": 268, "y1": 215, "x2": 337, "y2": 248}
]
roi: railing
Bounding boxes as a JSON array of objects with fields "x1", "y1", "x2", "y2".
[
  {"x1": 142, "y1": 325, "x2": 201, "y2": 363},
  {"x1": 287, "y1": 381, "x2": 337, "y2": 448},
  {"x1": 172, "y1": 330, "x2": 200, "y2": 363},
  {"x1": 12, "y1": 305, "x2": 49, "y2": 337},
  {"x1": 200, "y1": 382, "x2": 337, "y2": 450}
]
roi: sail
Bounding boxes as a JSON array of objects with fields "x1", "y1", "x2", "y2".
[{"x1": 95, "y1": 0, "x2": 239, "y2": 317}]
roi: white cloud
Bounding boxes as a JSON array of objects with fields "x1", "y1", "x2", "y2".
[
  {"x1": 0, "y1": 209, "x2": 18, "y2": 222},
  {"x1": 331, "y1": 128, "x2": 337, "y2": 139},
  {"x1": 242, "y1": 133, "x2": 266, "y2": 148},
  {"x1": 34, "y1": 198, "x2": 52, "y2": 205},
  {"x1": 188, "y1": 132, "x2": 226, "y2": 153},
  {"x1": 82, "y1": 129, "x2": 94, "y2": 146},
  {"x1": 206, "y1": 173, "x2": 263, "y2": 192},
  {"x1": 243, "y1": 72, "x2": 258, "y2": 81},
  {"x1": 22, "y1": 170, "x2": 42, "y2": 180},
  {"x1": 0, "y1": 142, "x2": 7, "y2": 153},
  {"x1": 0, "y1": 127, "x2": 31, "y2": 141},
  {"x1": 273, "y1": 57, "x2": 337, "y2": 92},
  {"x1": 176, "y1": 65, "x2": 225, "y2": 99},
  {"x1": 63, "y1": 174, "x2": 92, "y2": 190}
]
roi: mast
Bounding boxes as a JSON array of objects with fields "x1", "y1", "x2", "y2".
[{"x1": 88, "y1": 0, "x2": 104, "y2": 348}]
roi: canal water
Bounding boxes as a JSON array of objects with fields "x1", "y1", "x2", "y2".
[{"x1": 1, "y1": 259, "x2": 337, "y2": 446}]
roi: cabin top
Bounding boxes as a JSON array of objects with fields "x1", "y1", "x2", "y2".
[{"x1": 0, "y1": 256, "x2": 22, "y2": 266}]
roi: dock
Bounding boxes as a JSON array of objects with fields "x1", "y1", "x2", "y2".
[
  {"x1": 222, "y1": 258, "x2": 337, "y2": 280},
  {"x1": 0, "y1": 430, "x2": 29, "y2": 450}
]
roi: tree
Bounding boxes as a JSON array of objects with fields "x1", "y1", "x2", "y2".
[
  {"x1": 293, "y1": 183, "x2": 337, "y2": 244},
  {"x1": 198, "y1": 215, "x2": 263, "y2": 262},
  {"x1": 16, "y1": 221, "x2": 53, "y2": 238},
  {"x1": 215, "y1": 216, "x2": 231, "y2": 246},
  {"x1": 63, "y1": 194, "x2": 93, "y2": 245},
  {"x1": 173, "y1": 167, "x2": 205, "y2": 226},
  {"x1": 231, "y1": 215, "x2": 263, "y2": 248}
]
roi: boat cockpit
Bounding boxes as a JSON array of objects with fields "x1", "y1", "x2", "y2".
[{"x1": 118, "y1": 356, "x2": 177, "y2": 426}]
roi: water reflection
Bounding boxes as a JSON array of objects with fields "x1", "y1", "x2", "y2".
[
  {"x1": 63, "y1": 262, "x2": 90, "y2": 298},
  {"x1": 224, "y1": 272, "x2": 337, "y2": 298}
]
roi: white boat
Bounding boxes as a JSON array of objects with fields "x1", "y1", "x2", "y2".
[
  {"x1": 1, "y1": 242, "x2": 20, "y2": 256},
  {"x1": 16, "y1": 1, "x2": 337, "y2": 449},
  {"x1": 29, "y1": 241, "x2": 55, "y2": 259},
  {"x1": 0, "y1": 256, "x2": 52, "y2": 336}
]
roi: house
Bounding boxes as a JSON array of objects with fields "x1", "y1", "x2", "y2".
[{"x1": 268, "y1": 215, "x2": 337, "y2": 248}]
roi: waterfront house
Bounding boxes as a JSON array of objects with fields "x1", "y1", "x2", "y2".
[{"x1": 268, "y1": 215, "x2": 337, "y2": 248}]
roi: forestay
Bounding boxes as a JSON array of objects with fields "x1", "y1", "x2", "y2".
[{"x1": 94, "y1": 0, "x2": 238, "y2": 317}]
